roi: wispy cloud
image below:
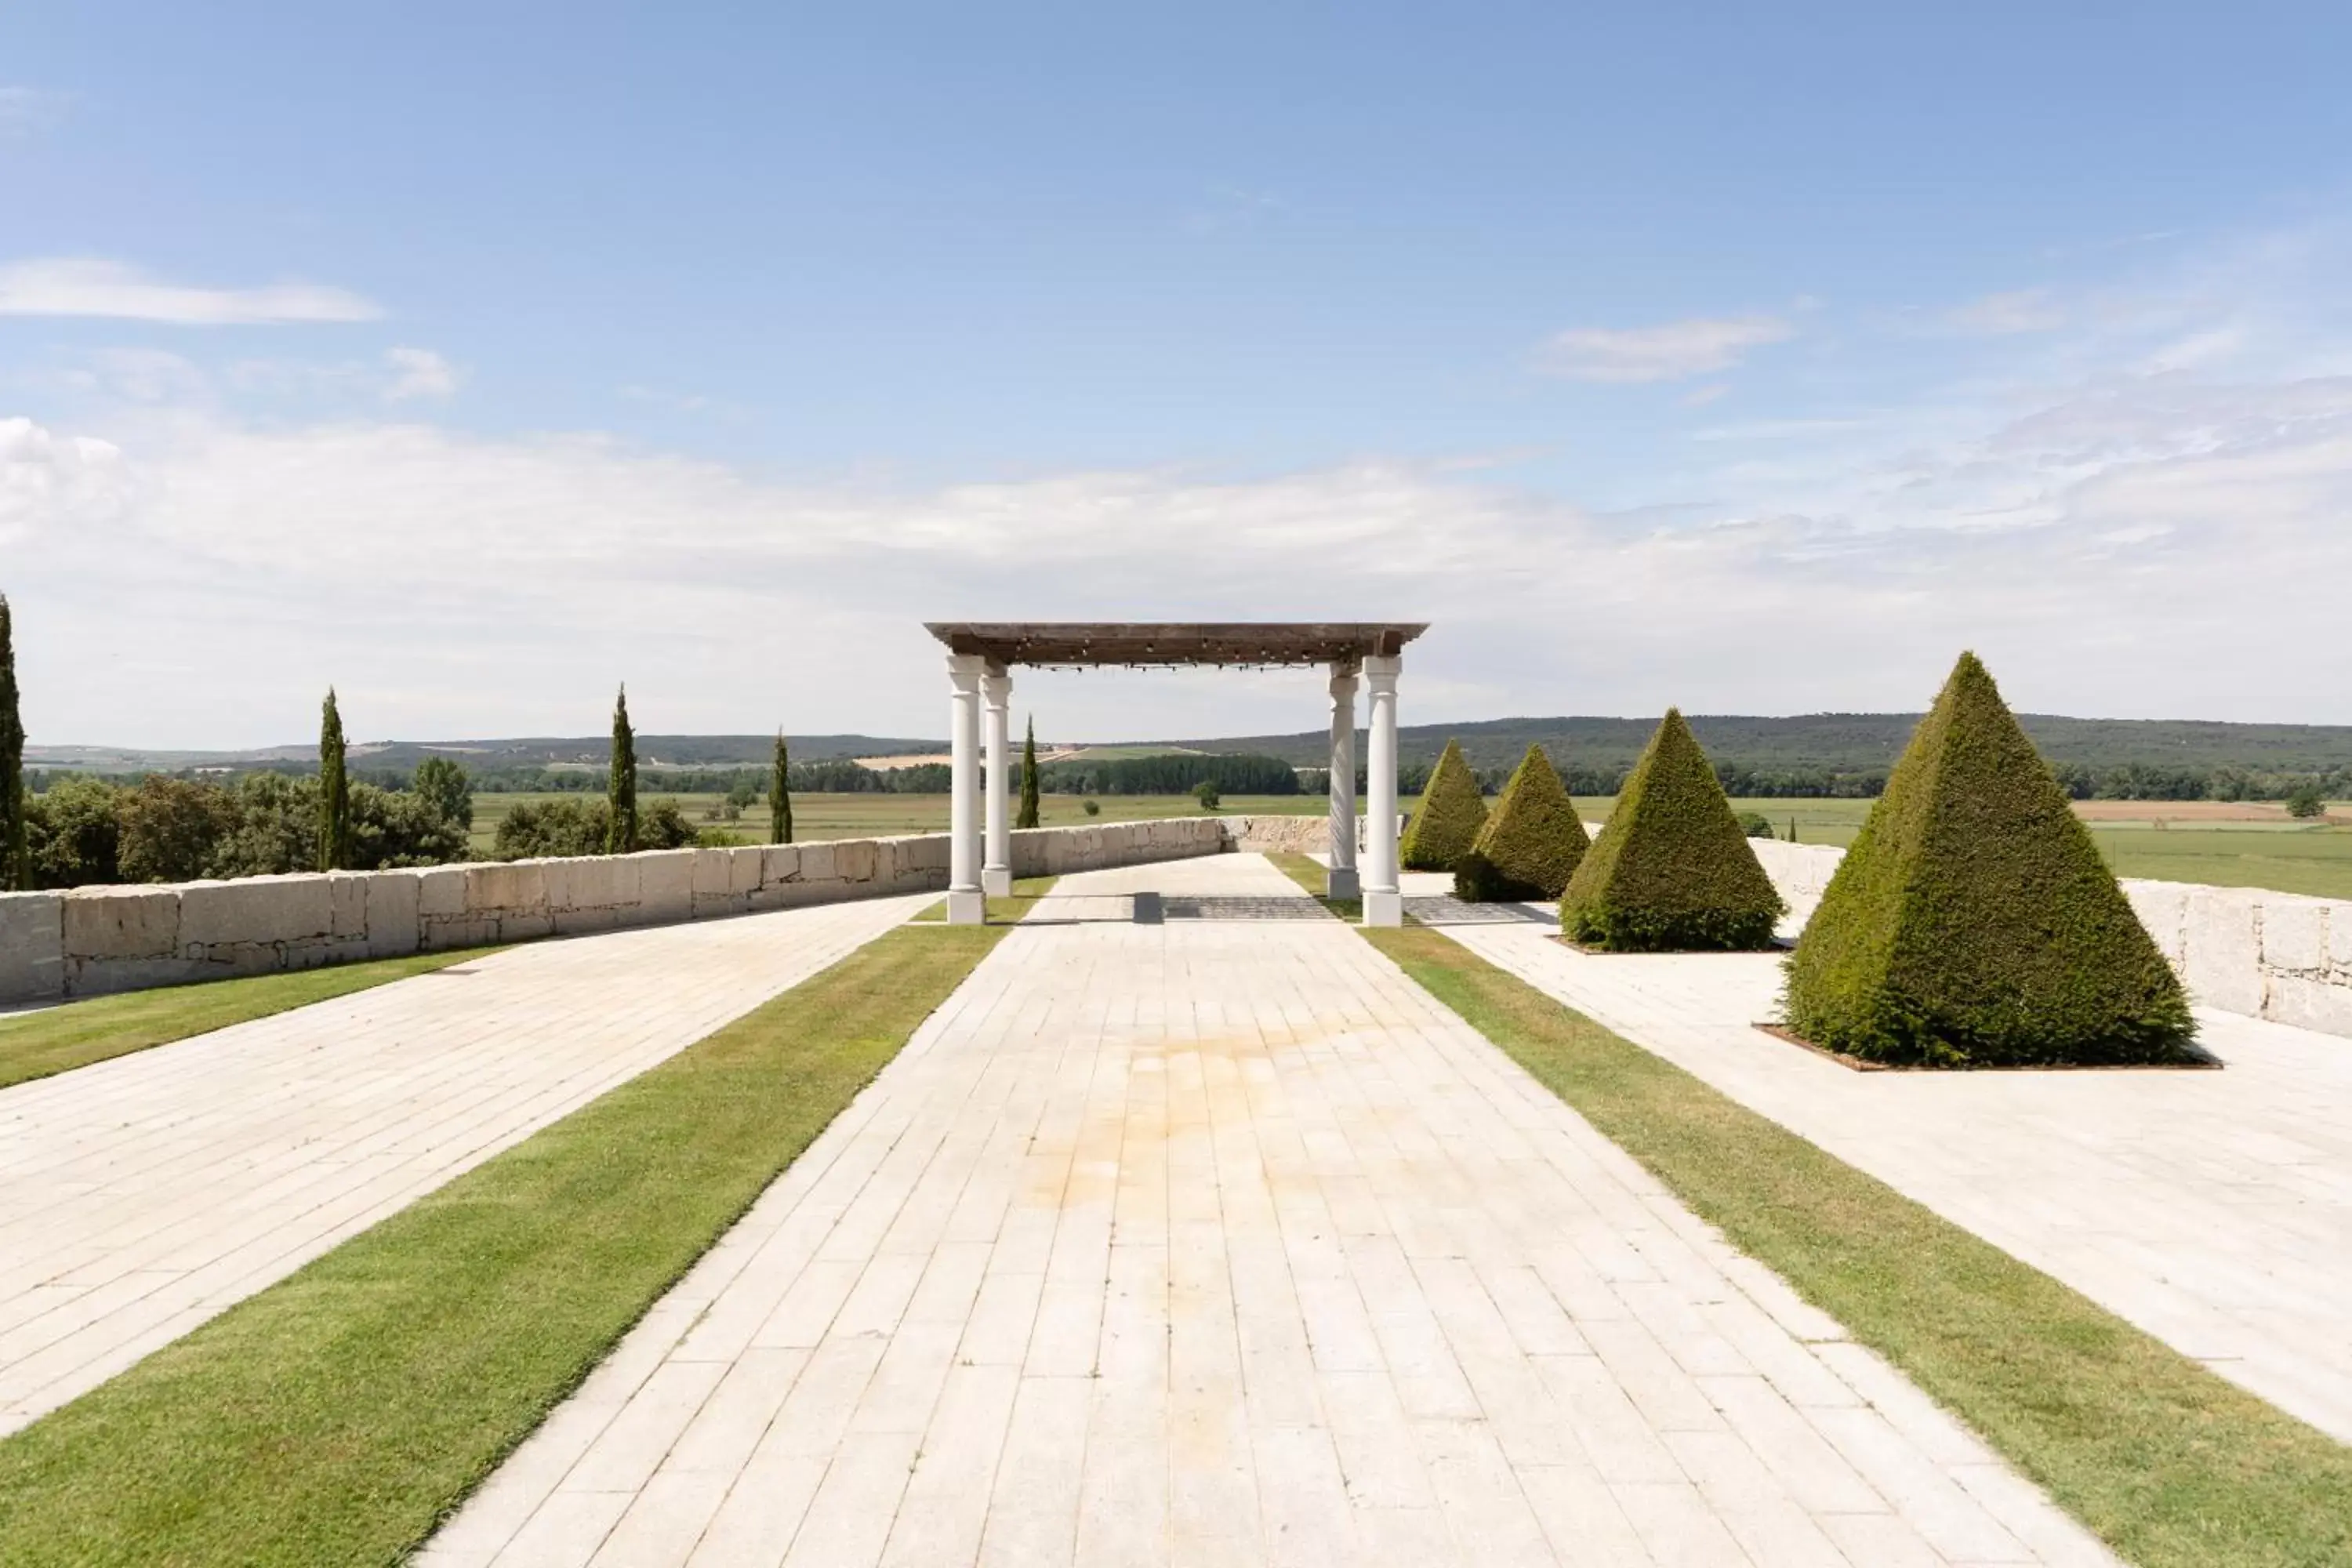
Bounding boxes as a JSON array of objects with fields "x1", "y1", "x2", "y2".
[
  {"x1": 1944, "y1": 287, "x2": 2067, "y2": 336},
  {"x1": 0, "y1": 257, "x2": 383, "y2": 325},
  {"x1": 383, "y1": 347, "x2": 459, "y2": 401},
  {"x1": 0, "y1": 87, "x2": 73, "y2": 139},
  {"x1": 1537, "y1": 314, "x2": 1794, "y2": 383}
]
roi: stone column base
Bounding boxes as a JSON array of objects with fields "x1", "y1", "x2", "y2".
[
  {"x1": 1362, "y1": 890, "x2": 1403, "y2": 927},
  {"x1": 946, "y1": 888, "x2": 988, "y2": 926},
  {"x1": 1326, "y1": 866, "x2": 1359, "y2": 900},
  {"x1": 982, "y1": 867, "x2": 1012, "y2": 897}
]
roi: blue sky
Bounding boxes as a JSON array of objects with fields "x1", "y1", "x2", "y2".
[{"x1": 6, "y1": 4, "x2": 2352, "y2": 746}]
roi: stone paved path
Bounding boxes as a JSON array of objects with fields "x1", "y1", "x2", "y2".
[
  {"x1": 1416, "y1": 887, "x2": 2352, "y2": 1445},
  {"x1": 0, "y1": 891, "x2": 930, "y2": 1436},
  {"x1": 426, "y1": 855, "x2": 2114, "y2": 1567}
]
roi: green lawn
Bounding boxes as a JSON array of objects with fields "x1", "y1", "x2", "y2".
[
  {"x1": 1363, "y1": 926, "x2": 2352, "y2": 1568},
  {"x1": 910, "y1": 874, "x2": 1060, "y2": 922},
  {"x1": 0, "y1": 923, "x2": 1004, "y2": 1568},
  {"x1": 0, "y1": 947, "x2": 501, "y2": 1093}
]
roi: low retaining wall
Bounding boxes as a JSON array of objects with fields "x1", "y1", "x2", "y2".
[
  {"x1": 1749, "y1": 837, "x2": 2352, "y2": 1039},
  {"x1": 1220, "y1": 814, "x2": 1409, "y2": 855},
  {"x1": 0, "y1": 818, "x2": 1229, "y2": 1004}
]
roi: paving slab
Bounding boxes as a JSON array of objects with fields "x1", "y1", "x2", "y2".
[
  {"x1": 1410, "y1": 881, "x2": 2352, "y2": 1445},
  {"x1": 0, "y1": 892, "x2": 930, "y2": 1436},
  {"x1": 426, "y1": 855, "x2": 2114, "y2": 1566}
]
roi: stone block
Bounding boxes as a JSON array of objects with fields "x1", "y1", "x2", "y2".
[
  {"x1": 466, "y1": 861, "x2": 546, "y2": 918},
  {"x1": 0, "y1": 891, "x2": 65, "y2": 1003},
  {"x1": 2180, "y1": 888, "x2": 2263, "y2": 1015},
  {"x1": 728, "y1": 846, "x2": 764, "y2": 896},
  {"x1": 365, "y1": 871, "x2": 422, "y2": 958},
  {"x1": 2332, "y1": 906, "x2": 2352, "y2": 972},
  {"x1": 2259, "y1": 898, "x2": 2328, "y2": 973},
  {"x1": 2122, "y1": 880, "x2": 2190, "y2": 967},
  {"x1": 761, "y1": 844, "x2": 801, "y2": 886},
  {"x1": 2264, "y1": 974, "x2": 2352, "y2": 1036},
  {"x1": 910, "y1": 834, "x2": 949, "y2": 872},
  {"x1": 416, "y1": 866, "x2": 469, "y2": 920},
  {"x1": 691, "y1": 848, "x2": 734, "y2": 898},
  {"x1": 798, "y1": 841, "x2": 836, "y2": 883},
  {"x1": 67, "y1": 954, "x2": 204, "y2": 996},
  {"x1": 180, "y1": 875, "x2": 334, "y2": 949},
  {"x1": 328, "y1": 872, "x2": 369, "y2": 940},
  {"x1": 63, "y1": 886, "x2": 180, "y2": 961},
  {"x1": 637, "y1": 851, "x2": 694, "y2": 924},
  {"x1": 834, "y1": 838, "x2": 877, "y2": 884}
]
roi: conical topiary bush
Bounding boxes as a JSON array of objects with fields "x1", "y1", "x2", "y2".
[
  {"x1": 1399, "y1": 739, "x2": 1487, "y2": 871},
  {"x1": 1783, "y1": 652, "x2": 2195, "y2": 1067},
  {"x1": 1559, "y1": 709, "x2": 1783, "y2": 950},
  {"x1": 1456, "y1": 744, "x2": 1589, "y2": 901}
]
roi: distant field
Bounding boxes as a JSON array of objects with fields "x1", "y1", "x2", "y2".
[{"x1": 466, "y1": 791, "x2": 2352, "y2": 901}]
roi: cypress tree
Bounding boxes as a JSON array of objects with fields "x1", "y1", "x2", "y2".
[
  {"x1": 317, "y1": 688, "x2": 350, "y2": 872},
  {"x1": 607, "y1": 684, "x2": 637, "y2": 854},
  {"x1": 1783, "y1": 652, "x2": 2195, "y2": 1066},
  {"x1": 770, "y1": 730, "x2": 793, "y2": 844},
  {"x1": 1017, "y1": 716, "x2": 1041, "y2": 829},
  {"x1": 0, "y1": 595, "x2": 24, "y2": 891}
]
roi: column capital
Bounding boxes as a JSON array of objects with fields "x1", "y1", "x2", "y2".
[
  {"x1": 1328, "y1": 655, "x2": 1362, "y2": 681},
  {"x1": 979, "y1": 669, "x2": 1014, "y2": 706},
  {"x1": 946, "y1": 651, "x2": 987, "y2": 689},
  {"x1": 1362, "y1": 653, "x2": 1401, "y2": 690},
  {"x1": 1328, "y1": 666, "x2": 1359, "y2": 698}
]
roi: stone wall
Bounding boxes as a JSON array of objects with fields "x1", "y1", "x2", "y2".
[
  {"x1": 0, "y1": 818, "x2": 1229, "y2": 1005},
  {"x1": 1218, "y1": 814, "x2": 1409, "y2": 855},
  {"x1": 1747, "y1": 837, "x2": 2352, "y2": 1039}
]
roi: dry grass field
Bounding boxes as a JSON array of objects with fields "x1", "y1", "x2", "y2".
[{"x1": 465, "y1": 792, "x2": 2352, "y2": 901}]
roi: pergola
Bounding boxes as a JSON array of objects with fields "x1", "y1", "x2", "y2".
[{"x1": 924, "y1": 622, "x2": 1430, "y2": 927}]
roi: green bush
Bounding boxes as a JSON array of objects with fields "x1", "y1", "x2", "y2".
[
  {"x1": 1559, "y1": 709, "x2": 1783, "y2": 951},
  {"x1": 1193, "y1": 779, "x2": 1221, "y2": 811},
  {"x1": 1083, "y1": 799, "x2": 1100, "y2": 817},
  {"x1": 2286, "y1": 783, "x2": 2326, "y2": 819},
  {"x1": 1399, "y1": 739, "x2": 1487, "y2": 871},
  {"x1": 1737, "y1": 811, "x2": 1776, "y2": 839},
  {"x1": 1454, "y1": 745, "x2": 1588, "y2": 900},
  {"x1": 1782, "y1": 652, "x2": 2196, "y2": 1067}
]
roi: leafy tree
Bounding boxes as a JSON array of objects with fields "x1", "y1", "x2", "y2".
[
  {"x1": 770, "y1": 731, "x2": 793, "y2": 844},
  {"x1": 318, "y1": 688, "x2": 350, "y2": 871},
  {"x1": 1193, "y1": 779, "x2": 1221, "y2": 811},
  {"x1": 637, "y1": 798, "x2": 700, "y2": 849},
  {"x1": 1017, "y1": 717, "x2": 1040, "y2": 829},
  {"x1": 24, "y1": 776, "x2": 122, "y2": 887},
  {"x1": 118, "y1": 777, "x2": 240, "y2": 884},
  {"x1": 412, "y1": 757, "x2": 474, "y2": 832},
  {"x1": 0, "y1": 594, "x2": 24, "y2": 891},
  {"x1": 606, "y1": 684, "x2": 637, "y2": 854},
  {"x1": 2286, "y1": 782, "x2": 2328, "y2": 819},
  {"x1": 1736, "y1": 811, "x2": 1777, "y2": 838},
  {"x1": 1784, "y1": 653, "x2": 2194, "y2": 1066}
]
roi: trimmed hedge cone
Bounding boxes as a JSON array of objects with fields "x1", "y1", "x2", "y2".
[
  {"x1": 1399, "y1": 739, "x2": 1488, "y2": 871},
  {"x1": 1456, "y1": 744, "x2": 1589, "y2": 900},
  {"x1": 1559, "y1": 708, "x2": 1783, "y2": 950},
  {"x1": 1783, "y1": 652, "x2": 2195, "y2": 1067}
]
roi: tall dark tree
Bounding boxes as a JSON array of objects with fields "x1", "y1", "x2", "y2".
[
  {"x1": 605, "y1": 684, "x2": 638, "y2": 854},
  {"x1": 1017, "y1": 716, "x2": 1040, "y2": 829},
  {"x1": 0, "y1": 595, "x2": 24, "y2": 891},
  {"x1": 412, "y1": 756, "x2": 474, "y2": 832},
  {"x1": 770, "y1": 730, "x2": 793, "y2": 844},
  {"x1": 317, "y1": 688, "x2": 350, "y2": 872}
]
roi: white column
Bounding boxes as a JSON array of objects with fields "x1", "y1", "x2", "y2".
[
  {"x1": 1327, "y1": 661, "x2": 1359, "y2": 900},
  {"x1": 981, "y1": 665, "x2": 1013, "y2": 897},
  {"x1": 946, "y1": 653, "x2": 986, "y2": 924},
  {"x1": 1362, "y1": 654, "x2": 1402, "y2": 926}
]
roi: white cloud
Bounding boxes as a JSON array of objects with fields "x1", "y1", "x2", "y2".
[
  {"x1": 383, "y1": 347, "x2": 459, "y2": 401},
  {"x1": 0, "y1": 257, "x2": 383, "y2": 325},
  {"x1": 0, "y1": 87, "x2": 72, "y2": 137},
  {"x1": 1945, "y1": 288, "x2": 2067, "y2": 335},
  {"x1": 1538, "y1": 314, "x2": 1794, "y2": 382}
]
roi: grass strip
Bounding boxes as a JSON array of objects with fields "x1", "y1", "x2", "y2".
[
  {"x1": 0, "y1": 946, "x2": 504, "y2": 1093},
  {"x1": 1265, "y1": 850, "x2": 1361, "y2": 918},
  {"x1": 1363, "y1": 924, "x2": 2352, "y2": 1568},
  {"x1": 910, "y1": 873, "x2": 1060, "y2": 923},
  {"x1": 0, "y1": 923, "x2": 1004, "y2": 1568}
]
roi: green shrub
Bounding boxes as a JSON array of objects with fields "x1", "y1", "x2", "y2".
[
  {"x1": 412, "y1": 757, "x2": 474, "y2": 833},
  {"x1": 2286, "y1": 782, "x2": 2326, "y2": 819},
  {"x1": 1782, "y1": 652, "x2": 2196, "y2": 1067},
  {"x1": 1454, "y1": 745, "x2": 1588, "y2": 900},
  {"x1": 1083, "y1": 798, "x2": 1100, "y2": 817},
  {"x1": 1737, "y1": 811, "x2": 1775, "y2": 839},
  {"x1": 1399, "y1": 739, "x2": 1487, "y2": 871},
  {"x1": 1193, "y1": 779, "x2": 1221, "y2": 811},
  {"x1": 24, "y1": 777, "x2": 122, "y2": 887},
  {"x1": 1559, "y1": 709, "x2": 1783, "y2": 951}
]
